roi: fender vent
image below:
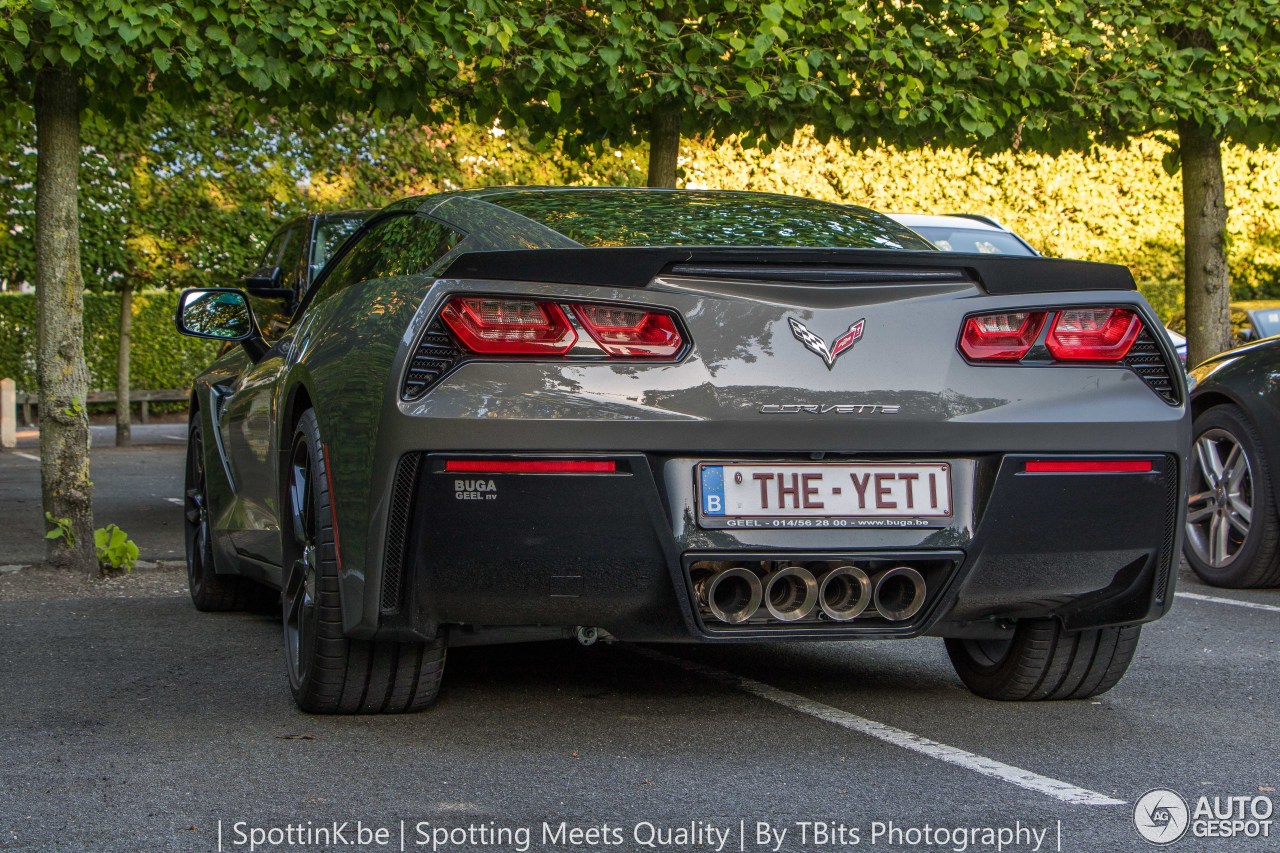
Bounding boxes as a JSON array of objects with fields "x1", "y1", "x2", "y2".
[
  {"x1": 1125, "y1": 330, "x2": 1180, "y2": 405},
  {"x1": 402, "y1": 320, "x2": 461, "y2": 400},
  {"x1": 381, "y1": 453, "x2": 421, "y2": 613}
]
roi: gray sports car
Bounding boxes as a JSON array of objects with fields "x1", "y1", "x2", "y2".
[{"x1": 175, "y1": 188, "x2": 1188, "y2": 714}]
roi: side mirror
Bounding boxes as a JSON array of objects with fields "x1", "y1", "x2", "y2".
[
  {"x1": 243, "y1": 265, "x2": 296, "y2": 310},
  {"x1": 243, "y1": 266, "x2": 282, "y2": 291},
  {"x1": 175, "y1": 288, "x2": 266, "y2": 358}
]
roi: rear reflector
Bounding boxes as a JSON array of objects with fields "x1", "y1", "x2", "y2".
[
  {"x1": 440, "y1": 297, "x2": 577, "y2": 355},
  {"x1": 572, "y1": 303, "x2": 683, "y2": 358},
  {"x1": 444, "y1": 459, "x2": 617, "y2": 474},
  {"x1": 1024, "y1": 459, "x2": 1153, "y2": 473},
  {"x1": 959, "y1": 311, "x2": 1047, "y2": 360},
  {"x1": 1045, "y1": 308, "x2": 1141, "y2": 361}
]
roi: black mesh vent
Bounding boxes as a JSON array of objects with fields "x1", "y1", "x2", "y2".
[
  {"x1": 402, "y1": 319, "x2": 462, "y2": 400},
  {"x1": 1125, "y1": 330, "x2": 1180, "y2": 405},
  {"x1": 381, "y1": 453, "x2": 421, "y2": 613},
  {"x1": 1154, "y1": 455, "x2": 1179, "y2": 605}
]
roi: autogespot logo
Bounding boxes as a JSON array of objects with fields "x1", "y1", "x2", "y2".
[{"x1": 1134, "y1": 789, "x2": 1190, "y2": 845}]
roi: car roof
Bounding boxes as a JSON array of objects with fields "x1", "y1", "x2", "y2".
[{"x1": 389, "y1": 187, "x2": 933, "y2": 252}]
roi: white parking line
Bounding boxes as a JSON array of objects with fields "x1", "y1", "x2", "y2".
[
  {"x1": 1176, "y1": 591, "x2": 1280, "y2": 614},
  {"x1": 11, "y1": 451, "x2": 39, "y2": 462},
  {"x1": 163, "y1": 435, "x2": 184, "y2": 441},
  {"x1": 165, "y1": 498, "x2": 184, "y2": 506},
  {"x1": 635, "y1": 647, "x2": 1126, "y2": 807}
]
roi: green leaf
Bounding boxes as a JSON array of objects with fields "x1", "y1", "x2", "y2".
[
  {"x1": 599, "y1": 46, "x2": 622, "y2": 66},
  {"x1": 795, "y1": 57, "x2": 809, "y2": 79},
  {"x1": 547, "y1": 90, "x2": 561, "y2": 113},
  {"x1": 1161, "y1": 150, "x2": 1181, "y2": 177},
  {"x1": 60, "y1": 44, "x2": 82, "y2": 64}
]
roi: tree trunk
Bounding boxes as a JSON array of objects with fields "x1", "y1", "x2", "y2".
[
  {"x1": 646, "y1": 103, "x2": 683, "y2": 188},
  {"x1": 34, "y1": 68, "x2": 95, "y2": 573},
  {"x1": 115, "y1": 287, "x2": 132, "y2": 447},
  {"x1": 1179, "y1": 120, "x2": 1232, "y2": 367}
]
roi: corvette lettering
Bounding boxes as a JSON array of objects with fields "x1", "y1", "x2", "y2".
[{"x1": 760, "y1": 404, "x2": 900, "y2": 414}]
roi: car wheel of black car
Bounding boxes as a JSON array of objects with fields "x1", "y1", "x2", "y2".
[
  {"x1": 1184, "y1": 405, "x2": 1280, "y2": 588},
  {"x1": 185, "y1": 416, "x2": 275, "y2": 612},
  {"x1": 945, "y1": 620, "x2": 1141, "y2": 701},
  {"x1": 283, "y1": 409, "x2": 446, "y2": 714}
]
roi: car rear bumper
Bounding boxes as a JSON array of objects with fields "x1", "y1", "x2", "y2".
[{"x1": 357, "y1": 450, "x2": 1182, "y2": 643}]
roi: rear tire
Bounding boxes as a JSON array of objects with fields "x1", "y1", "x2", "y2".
[
  {"x1": 945, "y1": 620, "x2": 1140, "y2": 701},
  {"x1": 185, "y1": 414, "x2": 275, "y2": 612},
  {"x1": 282, "y1": 409, "x2": 446, "y2": 714}
]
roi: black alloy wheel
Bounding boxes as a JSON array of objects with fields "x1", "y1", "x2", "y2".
[{"x1": 284, "y1": 432, "x2": 320, "y2": 691}]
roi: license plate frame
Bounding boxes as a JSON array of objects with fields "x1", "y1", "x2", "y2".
[{"x1": 697, "y1": 461, "x2": 953, "y2": 530}]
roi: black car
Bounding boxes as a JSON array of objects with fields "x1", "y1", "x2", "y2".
[
  {"x1": 174, "y1": 187, "x2": 1188, "y2": 714},
  {"x1": 1185, "y1": 338, "x2": 1280, "y2": 587}
]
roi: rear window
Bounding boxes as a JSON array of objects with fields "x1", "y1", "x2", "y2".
[{"x1": 482, "y1": 190, "x2": 931, "y2": 251}]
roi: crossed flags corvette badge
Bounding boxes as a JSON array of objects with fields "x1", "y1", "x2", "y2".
[{"x1": 787, "y1": 317, "x2": 866, "y2": 370}]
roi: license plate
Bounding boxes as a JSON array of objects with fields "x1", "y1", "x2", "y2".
[{"x1": 698, "y1": 462, "x2": 952, "y2": 529}]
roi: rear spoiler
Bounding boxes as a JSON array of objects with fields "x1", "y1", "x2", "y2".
[{"x1": 440, "y1": 247, "x2": 1136, "y2": 295}]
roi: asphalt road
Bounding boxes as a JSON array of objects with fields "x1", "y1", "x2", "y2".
[
  {"x1": 0, "y1": 424, "x2": 186, "y2": 566},
  {"x1": 2, "y1": 436, "x2": 1279, "y2": 852}
]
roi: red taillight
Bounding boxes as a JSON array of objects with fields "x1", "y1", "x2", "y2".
[
  {"x1": 572, "y1": 303, "x2": 684, "y2": 358},
  {"x1": 444, "y1": 459, "x2": 617, "y2": 474},
  {"x1": 439, "y1": 296, "x2": 685, "y2": 360},
  {"x1": 1045, "y1": 308, "x2": 1140, "y2": 361},
  {"x1": 440, "y1": 297, "x2": 577, "y2": 355},
  {"x1": 1024, "y1": 459, "x2": 1153, "y2": 473},
  {"x1": 959, "y1": 311, "x2": 1047, "y2": 361}
]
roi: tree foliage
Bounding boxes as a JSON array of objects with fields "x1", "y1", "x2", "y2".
[{"x1": 1, "y1": 0, "x2": 461, "y2": 118}]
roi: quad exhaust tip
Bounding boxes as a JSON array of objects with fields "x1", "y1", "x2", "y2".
[
  {"x1": 698, "y1": 567, "x2": 763, "y2": 625},
  {"x1": 695, "y1": 561, "x2": 930, "y2": 625},
  {"x1": 818, "y1": 565, "x2": 873, "y2": 621},
  {"x1": 763, "y1": 565, "x2": 819, "y2": 622},
  {"x1": 872, "y1": 566, "x2": 927, "y2": 622}
]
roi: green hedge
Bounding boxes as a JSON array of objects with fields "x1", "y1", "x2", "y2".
[
  {"x1": 682, "y1": 133, "x2": 1280, "y2": 300},
  {"x1": 0, "y1": 291, "x2": 220, "y2": 395}
]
